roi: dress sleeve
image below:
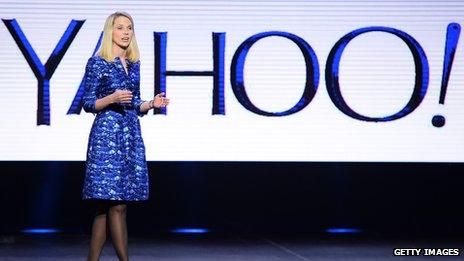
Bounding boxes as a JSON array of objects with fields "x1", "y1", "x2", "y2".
[
  {"x1": 132, "y1": 61, "x2": 148, "y2": 117},
  {"x1": 82, "y1": 57, "x2": 101, "y2": 113}
]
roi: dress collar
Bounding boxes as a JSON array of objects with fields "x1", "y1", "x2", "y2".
[{"x1": 114, "y1": 56, "x2": 131, "y2": 63}]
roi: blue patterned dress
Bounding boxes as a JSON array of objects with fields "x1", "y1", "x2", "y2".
[{"x1": 82, "y1": 55, "x2": 149, "y2": 201}]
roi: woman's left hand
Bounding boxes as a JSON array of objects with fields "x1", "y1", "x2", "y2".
[{"x1": 152, "y1": 92, "x2": 170, "y2": 108}]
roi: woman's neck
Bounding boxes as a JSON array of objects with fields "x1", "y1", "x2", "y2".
[{"x1": 112, "y1": 44, "x2": 127, "y2": 60}]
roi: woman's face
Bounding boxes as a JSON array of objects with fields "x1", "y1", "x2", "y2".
[{"x1": 112, "y1": 16, "x2": 133, "y2": 49}]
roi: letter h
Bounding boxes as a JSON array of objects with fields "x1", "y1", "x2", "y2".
[{"x1": 154, "y1": 32, "x2": 225, "y2": 114}]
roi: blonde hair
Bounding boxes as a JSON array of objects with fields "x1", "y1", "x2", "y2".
[{"x1": 97, "y1": 11, "x2": 140, "y2": 62}]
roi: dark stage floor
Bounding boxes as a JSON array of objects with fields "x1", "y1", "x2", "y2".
[{"x1": 0, "y1": 233, "x2": 462, "y2": 260}]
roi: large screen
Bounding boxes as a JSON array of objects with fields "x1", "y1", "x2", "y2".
[{"x1": 1, "y1": 0, "x2": 463, "y2": 161}]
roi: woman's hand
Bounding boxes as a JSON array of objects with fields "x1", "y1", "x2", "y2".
[
  {"x1": 111, "y1": 89, "x2": 133, "y2": 104},
  {"x1": 151, "y1": 92, "x2": 170, "y2": 108}
]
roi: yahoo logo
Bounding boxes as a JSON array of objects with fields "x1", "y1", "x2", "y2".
[{"x1": 2, "y1": 19, "x2": 460, "y2": 127}]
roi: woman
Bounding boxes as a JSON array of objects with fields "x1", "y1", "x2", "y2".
[{"x1": 81, "y1": 12, "x2": 168, "y2": 261}]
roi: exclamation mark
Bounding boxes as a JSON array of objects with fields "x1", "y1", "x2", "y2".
[{"x1": 432, "y1": 23, "x2": 461, "y2": 127}]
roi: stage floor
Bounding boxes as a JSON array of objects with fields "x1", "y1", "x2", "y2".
[{"x1": 0, "y1": 233, "x2": 462, "y2": 260}]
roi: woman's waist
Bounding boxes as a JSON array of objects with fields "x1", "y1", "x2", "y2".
[{"x1": 96, "y1": 104, "x2": 138, "y2": 116}]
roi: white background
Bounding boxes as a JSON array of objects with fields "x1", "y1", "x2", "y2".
[{"x1": 0, "y1": 0, "x2": 463, "y2": 161}]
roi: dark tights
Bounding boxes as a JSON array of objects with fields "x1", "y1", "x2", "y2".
[{"x1": 87, "y1": 201, "x2": 128, "y2": 261}]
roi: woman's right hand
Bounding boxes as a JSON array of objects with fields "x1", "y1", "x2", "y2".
[{"x1": 111, "y1": 89, "x2": 133, "y2": 104}]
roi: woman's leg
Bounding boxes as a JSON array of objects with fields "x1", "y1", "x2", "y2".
[
  {"x1": 87, "y1": 203, "x2": 109, "y2": 261},
  {"x1": 108, "y1": 203, "x2": 128, "y2": 261}
]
